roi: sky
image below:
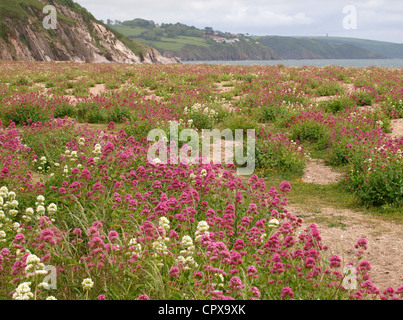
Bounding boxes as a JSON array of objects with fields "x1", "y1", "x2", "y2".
[{"x1": 74, "y1": 0, "x2": 403, "y2": 43}]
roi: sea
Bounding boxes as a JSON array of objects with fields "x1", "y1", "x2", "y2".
[{"x1": 182, "y1": 59, "x2": 403, "y2": 68}]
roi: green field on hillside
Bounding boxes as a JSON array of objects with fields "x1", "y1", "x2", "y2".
[{"x1": 113, "y1": 25, "x2": 211, "y2": 52}]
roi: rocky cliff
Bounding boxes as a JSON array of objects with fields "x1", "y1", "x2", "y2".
[{"x1": 0, "y1": 0, "x2": 180, "y2": 64}]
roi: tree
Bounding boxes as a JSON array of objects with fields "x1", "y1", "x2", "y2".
[
  {"x1": 204, "y1": 27, "x2": 214, "y2": 35},
  {"x1": 122, "y1": 19, "x2": 155, "y2": 28}
]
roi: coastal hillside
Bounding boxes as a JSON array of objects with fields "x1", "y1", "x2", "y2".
[
  {"x1": 111, "y1": 20, "x2": 278, "y2": 61},
  {"x1": 109, "y1": 18, "x2": 394, "y2": 61},
  {"x1": 0, "y1": 0, "x2": 180, "y2": 64},
  {"x1": 298, "y1": 36, "x2": 403, "y2": 59},
  {"x1": 257, "y1": 36, "x2": 386, "y2": 60}
]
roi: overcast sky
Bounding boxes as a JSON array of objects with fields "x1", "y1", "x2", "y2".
[{"x1": 74, "y1": 0, "x2": 403, "y2": 43}]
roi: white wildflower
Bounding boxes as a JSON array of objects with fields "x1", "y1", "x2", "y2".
[
  {"x1": 195, "y1": 221, "x2": 209, "y2": 242},
  {"x1": 152, "y1": 237, "x2": 168, "y2": 255},
  {"x1": 152, "y1": 158, "x2": 162, "y2": 164},
  {"x1": 268, "y1": 218, "x2": 280, "y2": 228},
  {"x1": 47, "y1": 203, "x2": 57, "y2": 215},
  {"x1": 0, "y1": 230, "x2": 6, "y2": 242},
  {"x1": 38, "y1": 282, "x2": 50, "y2": 290},
  {"x1": 93, "y1": 144, "x2": 102, "y2": 155},
  {"x1": 36, "y1": 205, "x2": 46, "y2": 215},
  {"x1": 12, "y1": 282, "x2": 33, "y2": 300},
  {"x1": 159, "y1": 217, "x2": 170, "y2": 235},
  {"x1": 0, "y1": 186, "x2": 9, "y2": 197},
  {"x1": 25, "y1": 254, "x2": 47, "y2": 278},
  {"x1": 8, "y1": 191, "x2": 16, "y2": 200},
  {"x1": 82, "y1": 278, "x2": 94, "y2": 290}
]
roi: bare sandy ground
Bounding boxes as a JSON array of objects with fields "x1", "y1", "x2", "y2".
[
  {"x1": 302, "y1": 159, "x2": 344, "y2": 184},
  {"x1": 388, "y1": 118, "x2": 403, "y2": 139},
  {"x1": 289, "y1": 204, "x2": 403, "y2": 292}
]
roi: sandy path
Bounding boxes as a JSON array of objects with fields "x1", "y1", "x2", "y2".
[
  {"x1": 302, "y1": 159, "x2": 343, "y2": 184},
  {"x1": 389, "y1": 118, "x2": 403, "y2": 139},
  {"x1": 288, "y1": 204, "x2": 403, "y2": 292},
  {"x1": 294, "y1": 146, "x2": 403, "y2": 292}
]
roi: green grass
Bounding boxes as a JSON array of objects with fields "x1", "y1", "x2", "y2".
[
  {"x1": 113, "y1": 30, "x2": 210, "y2": 53},
  {"x1": 112, "y1": 26, "x2": 148, "y2": 37},
  {"x1": 263, "y1": 175, "x2": 403, "y2": 224},
  {"x1": 284, "y1": 179, "x2": 357, "y2": 211},
  {"x1": 305, "y1": 216, "x2": 348, "y2": 230},
  {"x1": 0, "y1": 0, "x2": 43, "y2": 20},
  {"x1": 0, "y1": 0, "x2": 75, "y2": 25},
  {"x1": 171, "y1": 36, "x2": 210, "y2": 47},
  {"x1": 111, "y1": 26, "x2": 209, "y2": 48}
]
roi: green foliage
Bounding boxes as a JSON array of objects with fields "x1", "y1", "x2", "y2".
[
  {"x1": 76, "y1": 103, "x2": 132, "y2": 124},
  {"x1": 122, "y1": 18, "x2": 156, "y2": 28},
  {"x1": 290, "y1": 120, "x2": 329, "y2": 144},
  {"x1": 255, "y1": 138, "x2": 306, "y2": 178},
  {"x1": 1, "y1": 103, "x2": 46, "y2": 125},
  {"x1": 72, "y1": 86, "x2": 89, "y2": 97},
  {"x1": 21, "y1": 123, "x2": 78, "y2": 171},
  {"x1": 222, "y1": 113, "x2": 259, "y2": 133},
  {"x1": 124, "y1": 118, "x2": 155, "y2": 141},
  {"x1": 53, "y1": 102, "x2": 76, "y2": 119},
  {"x1": 259, "y1": 104, "x2": 288, "y2": 122},
  {"x1": 315, "y1": 82, "x2": 343, "y2": 96},
  {"x1": 0, "y1": 20, "x2": 12, "y2": 42},
  {"x1": 75, "y1": 102, "x2": 103, "y2": 123},
  {"x1": 86, "y1": 108, "x2": 106, "y2": 123},
  {"x1": 321, "y1": 96, "x2": 355, "y2": 114},
  {"x1": 111, "y1": 23, "x2": 274, "y2": 60},
  {"x1": 189, "y1": 112, "x2": 213, "y2": 130},
  {"x1": 257, "y1": 35, "x2": 386, "y2": 59},
  {"x1": 107, "y1": 107, "x2": 131, "y2": 123},
  {"x1": 353, "y1": 91, "x2": 373, "y2": 106},
  {"x1": 383, "y1": 97, "x2": 403, "y2": 118},
  {"x1": 347, "y1": 160, "x2": 403, "y2": 207},
  {"x1": 45, "y1": 81, "x2": 54, "y2": 88},
  {"x1": 11, "y1": 76, "x2": 31, "y2": 86},
  {"x1": 325, "y1": 137, "x2": 354, "y2": 166},
  {"x1": 140, "y1": 78, "x2": 158, "y2": 90}
]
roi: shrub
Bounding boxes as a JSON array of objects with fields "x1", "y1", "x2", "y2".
[
  {"x1": 75, "y1": 102, "x2": 106, "y2": 123},
  {"x1": 53, "y1": 103, "x2": 77, "y2": 119},
  {"x1": 222, "y1": 113, "x2": 259, "y2": 134},
  {"x1": 259, "y1": 104, "x2": 288, "y2": 123},
  {"x1": 325, "y1": 136, "x2": 355, "y2": 166},
  {"x1": 353, "y1": 91, "x2": 373, "y2": 106},
  {"x1": 107, "y1": 107, "x2": 131, "y2": 123},
  {"x1": 2, "y1": 103, "x2": 46, "y2": 125},
  {"x1": 290, "y1": 120, "x2": 329, "y2": 144},
  {"x1": 321, "y1": 97, "x2": 355, "y2": 114},
  {"x1": 184, "y1": 103, "x2": 219, "y2": 130},
  {"x1": 383, "y1": 98, "x2": 403, "y2": 118},
  {"x1": 255, "y1": 133, "x2": 307, "y2": 178},
  {"x1": 346, "y1": 159, "x2": 403, "y2": 206},
  {"x1": 315, "y1": 82, "x2": 343, "y2": 96}
]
